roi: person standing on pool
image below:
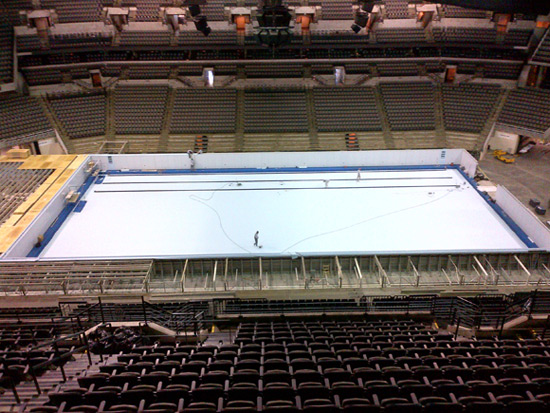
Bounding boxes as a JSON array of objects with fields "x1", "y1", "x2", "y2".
[{"x1": 254, "y1": 231, "x2": 259, "y2": 247}]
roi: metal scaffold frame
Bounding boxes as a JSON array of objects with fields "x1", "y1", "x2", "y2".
[{"x1": 2, "y1": 252, "x2": 548, "y2": 297}]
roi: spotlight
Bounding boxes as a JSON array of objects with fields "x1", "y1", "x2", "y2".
[
  {"x1": 351, "y1": 0, "x2": 377, "y2": 34},
  {"x1": 334, "y1": 66, "x2": 346, "y2": 85},
  {"x1": 194, "y1": 15, "x2": 211, "y2": 36},
  {"x1": 188, "y1": 5, "x2": 211, "y2": 36},
  {"x1": 351, "y1": 10, "x2": 368, "y2": 32},
  {"x1": 203, "y1": 67, "x2": 214, "y2": 87},
  {"x1": 189, "y1": 4, "x2": 201, "y2": 17},
  {"x1": 255, "y1": 0, "x2": 293, "y2": 47}
]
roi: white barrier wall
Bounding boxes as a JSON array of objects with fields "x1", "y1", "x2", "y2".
[
  {"x1": 91, "y1": 149, "x2": 475, "y2": 176},
  {"x1": 460, "y1": 150, "x2": 478, "y2": 178},
  {"x1": 496, "y1": 185, "x2": 550, "y2": 250}
]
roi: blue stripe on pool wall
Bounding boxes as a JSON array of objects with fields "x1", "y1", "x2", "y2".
[
  {"x1": 74, "y1": 200, "x2": 87, "y2": 213},
  {"x1": 27, "y1": 174, "x2": 97, "y2": 257},
  {"x1": 456, "y1": 168, "x2": 538, "y2": 249}
]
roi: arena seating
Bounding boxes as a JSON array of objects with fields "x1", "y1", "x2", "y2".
[
  {"x1": 1, "y1": 0, "x2": 34, "y2": 26},
  {"x1": 425, "y1": 62, "x2": 445, "y2": 73},
  {"x1": 482, "y1": 62, "x2": 523, "y2": 80},
  {"x1": 313, "y1": 87, "x2": 382, "y2": 132},
  {"x1": 120, "y1": 31, "x2": 171, "y2": 47},
  {"x1": 310, "y1": 31, "x2": 369, "y2": 44},
  {"x1": 178, "y1": 31, "x2": 238, "y2": 46},
  {"x1": 0, "y1": 82, "x2": 520, "y2": 151},
  {"x1": 114, "y1": 85, "x2": 169, "y2": 135},
  {"x1": 455, "y1": 62, "x2": 478, "y2": 75},
  {"x1": 212, "y1": 64, "x2": 238, "y2": 75},
  {"x1": 433, "y1": 28, "x2": 497, "y2": 44},
  {"x1": 126, "y1": 65, "x2": 171, "y2": 79},
  {"x1": 170, "y1": 89, "x2": 237, "y2": 134},
  {"x1": 0, "y1": 321, "x2": 59, "y2": 349},
  {"x1": 126, "y1": 0, "x2": 163, "y2": 22},
  {"x1": 0, "y1": 317, "x2": 90, "y2": 406},
  {"x1": 320, "y1": 0, "x2": 354, "y2": 20},
  {"x1": 244, "y1": 89, "x2": 309, "y2": 133},
  {"x1": 498, "y1": 88, "x2": 550, "y2": 133},
  {"x1": 16, "y1": 34, "x2": 41, "y2": 52},
  {"x1": 376, "y1": 29, "x2": 426, "y2": 44},
  {"x1": 177, "y1": 65, "x2": 204, "y2": 77},
  {"x1": 23, "y1": 68, "x2": 64, "y2": 86},
  {"x1": 69, "y1": 67, "x2": 92, "y2": 80},
  {"x1": 442, "y1": 5, "x2": 489, "y2": 18},
  {"x1": 245, "y1": 64, "x2": 304, "y2": 78},
  {"x1": 0, "y1": 94, "x2": 52, "y2": 141},
  {"x1": 0, "y1": 306, "x2": 61, "y2": 320},
  {"x1": 0, "y1": 24, "x2": 14, "y2": 84},
  {"x1": 383, "y1": 0, "x2": 411, "y2": 19},
  {"x1": 49, "y1": 93, "x2": 107, "y2": 139},
  {"x1": 203, "y1": 0, "x2": 236, "y2": 21},
  {"x1": 441, "y1": 83, "x2": 501, "y2": 133},
  {"x1": 37, "y1": 319, "x2": 550, "y2": 412},
  {"x1": 49, "y1": 32, "x2": 112, "y2": 49},
  {"x1": 503, "y1": 29, "x2": 533, "y2": 46},
  {"x1": 40, "y1": 0, "x2": 103, "y2": 23},
  {"x1": 223, "y1": 298, "x2": 361, "y2": 314},
  {"x1": 379, "y1": 82, "x2": 436, "y2": 131},
  {"x1": 532, "y1": 31, "x2": 550, "y2": 64},
  {"x1": 101, "y1": 66, "x2": 123, "y2": 78},
  {"x1": 377, "y1": 62, "x2": 420, "y2": 76}
]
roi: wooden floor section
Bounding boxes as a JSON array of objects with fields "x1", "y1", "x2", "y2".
[{"x1": 0, "y1": 154, "x2": 87, "y2": 254}]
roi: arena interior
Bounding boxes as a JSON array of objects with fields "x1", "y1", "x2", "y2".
[{"x1": 2, "y1": 0, "x2": 550, "y2": 411}]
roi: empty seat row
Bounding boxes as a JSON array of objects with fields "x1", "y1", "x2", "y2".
[
  {"x1": 170, "y1": 89, "x2": 236, "y2": 134},
  {"x1": 0, "y1": 94, "x2": 52, "y2": 141},
  {"x1": 442, "y1": 83, "x2": 501, "y2": 133},
  {"x1": 379, "y1": 82, "x2": 436, "y2": 131},
  {"x1": 49, "y1": 93, "x2": 107, "y2": 139},
  {"x1": 114, "y1": 85, "x2": 169, "y2": 134},
  {"x1": 498, "y1": 88, "x2": 550, "y2": 132}
]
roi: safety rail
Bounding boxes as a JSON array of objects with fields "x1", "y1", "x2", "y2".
[
  {"x1": 141, "y1": 299, "x2": 206, "y2": 336},
  {"x1": 62, "y1": 298, "x2": 208, "y2": 337},
  {"x1": 213, "y1": 291, "x2": 550, "y2": 332}
]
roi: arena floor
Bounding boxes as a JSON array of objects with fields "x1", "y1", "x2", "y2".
[{"x1": 37, "y1": 167, "x2": 529, "y2": 259}]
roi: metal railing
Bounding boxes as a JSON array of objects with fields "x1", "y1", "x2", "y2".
[
  {"x1": 2, "y1": 326, "x2": 94, "y2": 403},
  {"x1": 61, "y1": 298, "x2": 208, "y2": 337},
  {"x1": 60, "y1": 291, "x2": 550, "y2": 327}
]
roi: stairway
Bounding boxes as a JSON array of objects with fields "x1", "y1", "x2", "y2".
[
  {"x1": 105, "y1": 89, "x2": 116, "y2": 139},
  {"x1": 305, "y1": 88, "x2": 319, "y2": 150},
  {"x1": 478, "y1": 88, "x2": 510, "y2": 151},
  {"x1": 194, "y1": 135, "x2": 209, "y2": 153},
  {"x1": 373, "y1": 86, "x2": 396, "y2": 149},
  {"x1": 345, "y1": 133, "x2": 359, "y2": 150},
  {"x1": 157, "y1": 87, "x2": 177, "y2": 152},
  {"x1": 202, "y1": 331, "x2": 234, "y2": 347},
  {"x1": 37, "y1": 97, "x2": 74, "y2": 153},
  {"x1": 235, "y1": 90, "x2": 245, "y2": 151},
  {"x1": 433, "y1": 83, "x2": 447, "y2": 148},
  {"x1": 111, "y1": 31, "x2": 121, "y2": 47}
]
